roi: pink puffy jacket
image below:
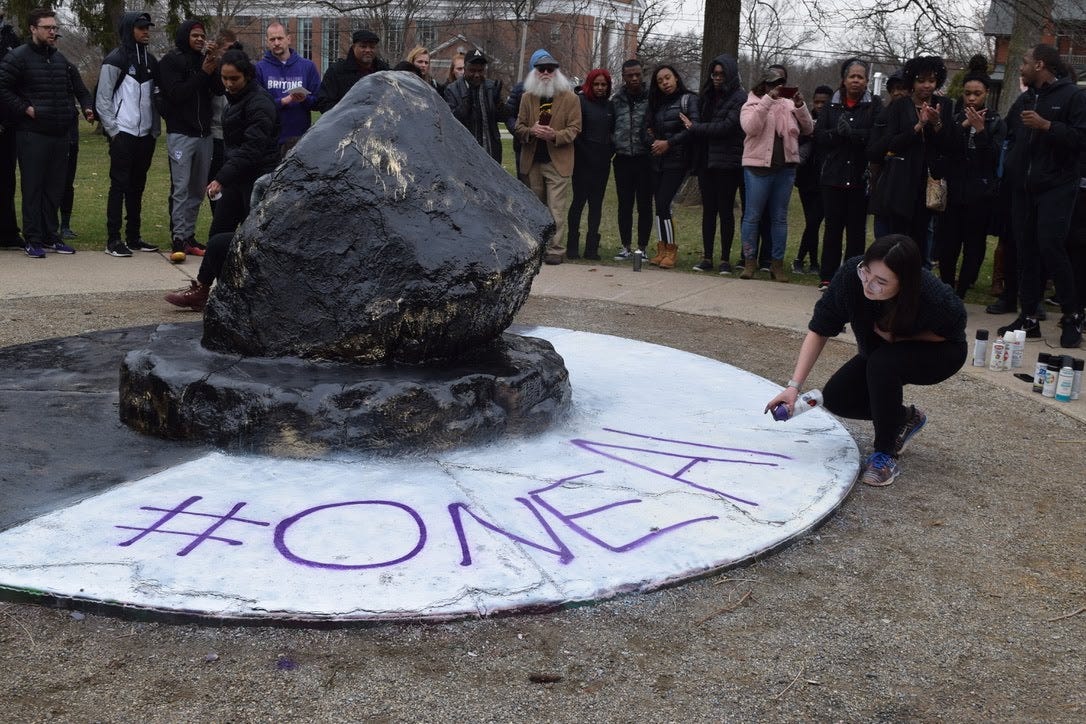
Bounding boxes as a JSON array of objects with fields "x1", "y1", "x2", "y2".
[{"x1": 739, "y1": 92, "x2": 814, "y2": 168}]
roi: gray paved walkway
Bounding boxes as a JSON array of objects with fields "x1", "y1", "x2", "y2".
[{"x1": 1, "y1": 247, "x2": 1083, "y2": 421}]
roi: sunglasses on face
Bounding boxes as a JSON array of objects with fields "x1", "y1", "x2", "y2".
[{"x1": 536, "y1": 66, "x2": 557, "y2": 74}]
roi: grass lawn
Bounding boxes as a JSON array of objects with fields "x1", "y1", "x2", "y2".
[{"x1": 43, "y1": 126, "x2": 1000, "y2": 306}]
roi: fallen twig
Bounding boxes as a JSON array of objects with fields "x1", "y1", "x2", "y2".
[
  {"x1": 771, "y1": 666, "x2": 805, "y2": 700},
  {"x1": 697, "y1": 589, "x2": 752, "y2": 623},
  {"x1": 712, "y1": 576, "x2": 763, "y2": 587},
  {"x1": 1047, "y1": 606, "x2": 1086, "y2": 622},
  {"x1": 0, "y1": 608, "x2": 36, "y2": 650}
]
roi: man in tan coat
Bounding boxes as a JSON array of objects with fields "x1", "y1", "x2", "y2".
[{"x1": 515, "y1": 48, "x2": 581, "y2": 265}]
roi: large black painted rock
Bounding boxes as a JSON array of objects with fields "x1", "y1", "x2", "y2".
[
  {"x1": 202, "y1": 71, "x2": 554, "y2": 364},
  {"x1": 121, "y1": 323, "x2": 571, "y2": 455}
]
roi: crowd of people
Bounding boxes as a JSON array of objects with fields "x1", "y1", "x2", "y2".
[
  {"x1": 0, "y1": 9, "x2": 1082, "y2": 489},
  {"x1": 0, "y1": 9, "x2": 1083, "y2": 353}
]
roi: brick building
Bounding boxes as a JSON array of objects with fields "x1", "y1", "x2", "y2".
[{"x1": 226, "y1": 0, "x2": 645, "y2": 88}]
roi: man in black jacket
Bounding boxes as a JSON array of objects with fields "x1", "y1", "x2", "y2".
[
  {"x1": 314, "y1": 29, "x2": 388, "y2": 112},
  {"x1": 0, "y1": 15, "x2": 21, "y2": 248},
  {"x1": 96, "y1": 11, "x2": 160, "y2": 257},
  {"x1": 159, "y1": 19, "x2": 220, "y2": 257},
  {"x1": 0, "y1": 8, "x2": 92, "y2": 258},
  {"x1": 998, "y1": 44, "x2": 1086, "y2": 348},
  {"x1": 444, "y1": 49, "x2": 502, "y2": 163}
]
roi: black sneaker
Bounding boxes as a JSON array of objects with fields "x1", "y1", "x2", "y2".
[
  {"x1": 997, "y1": 316, "x2": 1040, "y2": 338},
  {"x1": 791, "y1": 259, "x2": 804, "y2": 275},
  {"x1": 1059, "y1": 312, "x2": 1083, "y2": 348},
  {"x1": 128, "y1": 238, "x2": 159, "y2": 252},
  {"x1": 692, "y1": 259, "x2": 713, "y2": 271},
  {"x1": 105, "y1": 240, "x2": 132, "y2": 257},
  {"x1": 718, "y1": 261, "x2": 733, "y2": 275},
  {"x1": 892, "y1": 405, "x2": 927, "y2": 457}
]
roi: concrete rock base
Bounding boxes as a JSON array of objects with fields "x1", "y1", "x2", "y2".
[{"x1": 119, "y1": 323, "x2": 572, "y2": 456}]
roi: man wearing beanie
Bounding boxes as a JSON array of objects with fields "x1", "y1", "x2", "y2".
[
  {"x1": 515, "y1": 48, "x2": 581, "y2": 265},
  {"x1": 315, "y1": 28, "x2": 388, "y2": 112},
  {"x1": 158, "y1": 18, "x2": 221, "y2": 257}
]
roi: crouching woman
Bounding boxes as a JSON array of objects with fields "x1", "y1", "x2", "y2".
[{"x1": 764, "y1": 235, "x2": 967, "y2": 486}]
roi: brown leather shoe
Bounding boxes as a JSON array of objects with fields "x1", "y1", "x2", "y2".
[
  {"x1": 164, "y1": 281, "x2": 210, "y2": 311},
  {"x1": 544, "y1": 253, "x2": 564, "y2": 265},
  {"x1": 770, "y1": 259, "x2": 790, "y2": 283}
]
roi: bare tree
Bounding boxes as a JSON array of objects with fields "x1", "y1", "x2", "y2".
[{"x1": 740, "y1": 0, "x2": 817, "y2": 87}]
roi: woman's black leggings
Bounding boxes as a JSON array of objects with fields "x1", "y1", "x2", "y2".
[
  {"x1": 822, "y1": 340, "x2": 967, "y2": 455},
  {"x1": 697, "y1": 168, "x2": 741, "y2": 260}
]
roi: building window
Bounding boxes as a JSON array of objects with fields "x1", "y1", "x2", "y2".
[
  {"x1": 298, "y1": 17, "x2": 313, "y2": 61},
  {"x1": 323, "y1": 17, "x2": 340, "y2": 73},
  {"x1": 385, "y1": 18, "x2": 405, "y2": 58},
  {"x1": 416, "y1": 18, "x2": 438, "y2": 50}
]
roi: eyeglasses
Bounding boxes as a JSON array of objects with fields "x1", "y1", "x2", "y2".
[
  {"x1": 34, "y1": 24, "x2": 59, "y2": 32},
  {"x1": 856, "y1": 264, "x2": 889, "y2": 293},
  {"x1": 536, "y1": 66, "x2": 557, "y2": 74}
]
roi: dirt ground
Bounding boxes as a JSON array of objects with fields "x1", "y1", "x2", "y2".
[{"x1": 1, "y1": 292, "x2": 1083, "y2": 722}]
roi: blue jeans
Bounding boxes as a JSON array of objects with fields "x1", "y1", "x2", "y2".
[{"x1": 741, "y1": 167, "x2": 794, "y2": 260}]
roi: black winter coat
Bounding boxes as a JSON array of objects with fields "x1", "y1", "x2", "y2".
[
  {"x1": 574, "y1": 93, "x2": 614, "y2": 170},
  {"x1": 944, "y1": 108, "x2": 1005, "y2": 206},
  {"x1": 649, "y1": 90, "x2": 698, "y2": 172},
  {"x1": 444, "y1": 77, "x2": 503, "y2": 163},
  {"x1": 217, "y1": 81, "x2": 279, "y2": 187},
  {"x1": 815, "y1": 89, "x2": 882, "y2": 188},
  {"x1": 868, "y1": 94, "x2": 952, "y2": 218},
  {"x1": 0, "y1": 41, "x2": 86, "y2": 136},
  {"x1": 158, "y1": 19, "x2": 220, "y2": 137},
  {"x1": 687, "y1": 53, "x2": 745, "y2": 171},
  {"x1": 1003, "y1": 77, "x2": 1086, "y2": 194},
  {"x1": 314, "y1": 55, "x2": 390, "y2": 112}
]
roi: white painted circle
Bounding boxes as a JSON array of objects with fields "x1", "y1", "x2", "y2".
[{"x1": 0, "y1": 327, "x2": 858, "y2": 622}]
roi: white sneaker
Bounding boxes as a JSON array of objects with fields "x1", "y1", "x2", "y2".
[{"x1": 613, "y1": 247, "x2": 632, "y2": 260}]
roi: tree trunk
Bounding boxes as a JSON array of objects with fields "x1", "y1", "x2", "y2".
[
  {"x1": 702, "y1": 0, "x2": 741, "y2": 81},
  {"x1": 999, "y1": 0, "x2": 1053, "y2": 114}
]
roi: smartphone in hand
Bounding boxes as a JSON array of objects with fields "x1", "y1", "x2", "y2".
[{"x1": 778, "y1": 86, "x2": 798, "y2": 99}]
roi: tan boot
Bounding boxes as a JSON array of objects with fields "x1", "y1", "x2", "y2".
[
  {"x1": 739, "y1": 257, "x2": 757, "y2": 280},
  {"x1": 648, "y1": 241, "x2": 665, "y2": 266},
  {"x1": 770, "y1": 259, "x2": 790, "y2": 283},
  {"x1": 658, "y1": 243, "x2": 678, "y2": 269}
]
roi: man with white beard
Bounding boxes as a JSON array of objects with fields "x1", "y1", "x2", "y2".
[{"x1": 515, "y1": 48, "x2": 581, "y2": 265}]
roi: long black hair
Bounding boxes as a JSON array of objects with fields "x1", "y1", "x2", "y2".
[
  {"x1": 648, "y1": 64, "x2": 689, "y2": 114},
  {"x1": 863, "y1": 234, "x2": 923, "y2": 336}
]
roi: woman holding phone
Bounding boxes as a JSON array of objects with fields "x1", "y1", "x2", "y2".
[{"x1": 737, "y1": 65, "x2": 814, "y2": 281}]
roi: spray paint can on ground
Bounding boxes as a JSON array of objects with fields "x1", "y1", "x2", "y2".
[
  {"x1": 972, "y1": 329, "x2": 989, "y2": 367},
  {"x1": 1055, "y1": 356, "x2": 1075, "y2": 402},
  {"x1": 1010, "y1": 329, "x2": 1026, "y2": 369},
  {"x1": 1033, "y1": 352, "x2": 1052, "y2": 393},
  {"x1": 1072, "y1": 358, "x2": 1083, "y2": 400},
  {"x1": 632, "y1": 249, "x2": 643, "y2": 272},
  {"x1": 989, "y1": 334, "x2": 1007, "y2": 371},
  {"x1": 1042, "y1": 359, "x2": 1061, "y2": 398},
  {"x1": 772, "y1": 389, "x2": 824, "y2": 421}
]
